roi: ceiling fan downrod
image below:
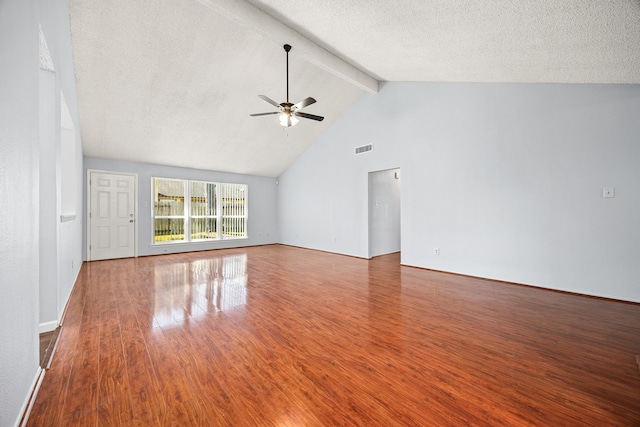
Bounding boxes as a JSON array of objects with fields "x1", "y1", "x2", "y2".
[{"x1": 284, "y1": 44, "x2": 291, "y2": 103}]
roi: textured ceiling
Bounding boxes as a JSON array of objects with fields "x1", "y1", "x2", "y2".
[
  {"x1": 248, "y1": 0, "x2": 640, "y2": 83},
  {"x1": 69, "y1": 0, "x2": 640, "y2": 177}
]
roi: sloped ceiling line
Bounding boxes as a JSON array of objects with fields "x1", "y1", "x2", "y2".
[{"x1": 195, "y1": 0, "x2": 379, "y2": 94}]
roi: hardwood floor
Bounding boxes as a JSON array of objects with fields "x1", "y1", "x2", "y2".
[
  {"x1": 39, "y1": 327, "x2": 62, "y2": 369},
  {"x1": 27, "y1": 245, "x2": 640, "y2": 426}
]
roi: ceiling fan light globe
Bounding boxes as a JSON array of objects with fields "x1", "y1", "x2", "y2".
[{"x1": 279, "y1": 112, "x2": 299, "y2": 127}]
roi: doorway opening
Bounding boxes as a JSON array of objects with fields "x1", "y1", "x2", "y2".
[{"x1": 368, "y1": 168, "x2": 401, "y2": 259}]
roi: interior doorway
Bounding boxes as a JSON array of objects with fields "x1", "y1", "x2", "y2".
[
  {"x1": 368, "y1": 168, "x2": 401, "y2": 258},
  {"x1": 87, "y1": 170, "x2": 138, "y2": 260}
]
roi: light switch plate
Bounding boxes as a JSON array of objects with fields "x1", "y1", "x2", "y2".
[{"x1": 603, "y1": 187, "x2": 615, "y2": 198}]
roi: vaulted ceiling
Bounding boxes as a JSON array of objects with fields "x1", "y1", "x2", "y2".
[{"x1": 69, "y1": 0, "x2": 640, "y2": 177}]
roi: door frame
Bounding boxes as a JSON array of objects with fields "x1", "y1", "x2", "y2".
[{"x1": 86, "y1": 169, "x2": 139, "y2": 261}]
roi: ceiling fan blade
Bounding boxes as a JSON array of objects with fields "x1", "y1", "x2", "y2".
[
  {"x1": 258, "y1": 95, "x2": 282, "y2": 109},
  {"x1": 250, "y1": 112, "x2": 280, "y2": 117},
  {"x1": 294, "y1": 111, "x2": 324, "y2": 122},
  {"x1": 292, "y1": 97, "x2": 316, "y2": 111}
]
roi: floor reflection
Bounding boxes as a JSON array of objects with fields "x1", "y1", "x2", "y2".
[
  {"x1": 153, "y1": 253, "x2": 248, "y2": 329},
  {"x1": 367, "y1": 253, "x2": 403, "y2": 353}
]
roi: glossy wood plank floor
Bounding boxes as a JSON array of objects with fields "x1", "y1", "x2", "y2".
[{"x1": 28, "y1": 245, "x2": 640, "y2": 426}]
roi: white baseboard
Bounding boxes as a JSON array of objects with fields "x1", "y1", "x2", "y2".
[
  {"x1": 15, "y1": 367, "x2": 45, "y2": 427},
  {"x1": 38, "y1": 320, "x2": 58, "y2": 334}
]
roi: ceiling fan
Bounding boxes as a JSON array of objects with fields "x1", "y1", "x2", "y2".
[{"x1": 250, "y1": 44, "x2": 324, "y2": 127}]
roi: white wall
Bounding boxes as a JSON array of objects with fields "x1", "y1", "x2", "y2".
[
  {"x1": 278, "y1": 82, "x2": 640, "y2": 303},
  {"x1": 39, "y1": 68, "x2": 59, "y2": 329},
  {"x1": 39, "y1": 0, "x2": 84, "y2": 329},
  {"x1": 0, "y1": 1, "x2": 41, "y2": 425},
  {"x1": 0, "y1": 0, "x2": 83, "y2": 424},
  {"x1": 83, "y1": 157, "x2": 279, "y2": 258}
]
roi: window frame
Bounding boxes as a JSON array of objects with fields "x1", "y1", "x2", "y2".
[{"x1": 152, "y1": 177, "x2": 248, "y2": 245}]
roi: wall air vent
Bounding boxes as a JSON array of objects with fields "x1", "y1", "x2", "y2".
[{"x1": 355, "y1": 144, "x2": 373, "y2": 155}]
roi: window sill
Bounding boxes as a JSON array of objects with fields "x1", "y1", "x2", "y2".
[{"x1": 150, "y1": 237, "x2": 249, "y2": 247}]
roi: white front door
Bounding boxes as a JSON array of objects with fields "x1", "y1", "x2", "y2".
[{"x1": 89, "y1": 171, "x2": 136, "y2": 260}]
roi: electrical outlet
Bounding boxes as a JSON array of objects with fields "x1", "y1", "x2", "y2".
[
  {"x1": 603, "y1": 187, "x2": 615, "y2": 198},
  {"x1": 434, "y1": 248, "x2": 440, "y2": 255}
]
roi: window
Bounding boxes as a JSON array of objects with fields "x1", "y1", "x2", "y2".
[
  {"x1": 153, "y1": 178, "x2": 247, "y2": 243},
  {"x1": 190, "y1": 181, "x2": 217, "y2": 240}
]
